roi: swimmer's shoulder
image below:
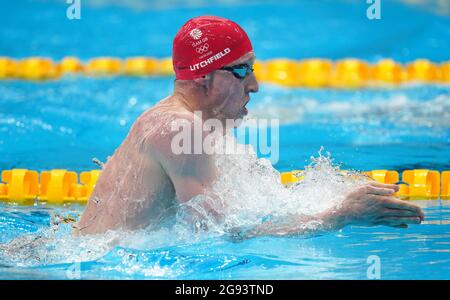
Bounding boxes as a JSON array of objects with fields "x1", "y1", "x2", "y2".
[
  {"x1": 131, "y1": 97, "x2": 197, "y2": 152},
  {"x1": 137, "y1": 96, "x2": 196, "y2": 126}
]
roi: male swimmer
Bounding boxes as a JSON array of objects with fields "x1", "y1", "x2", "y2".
[{"x1": 76, "y1": 16, "x2": 424, "y2": 237}]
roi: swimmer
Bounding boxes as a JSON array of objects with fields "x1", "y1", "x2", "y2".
[{"x1": 76, "y1": 16, "x2": 424, "y2": 236}]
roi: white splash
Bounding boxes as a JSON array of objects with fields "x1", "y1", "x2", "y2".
[{"x1": 175, "y1": 135, "x2": 365, "y2": 236}]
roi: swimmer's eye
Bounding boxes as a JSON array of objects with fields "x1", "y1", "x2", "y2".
[{"x1": 220, "y1": 63, "x2": 254, "y2": 79}]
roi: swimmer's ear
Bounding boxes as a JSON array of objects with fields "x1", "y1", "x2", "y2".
[{"x1": 193, "y1": 74, "x2": 211, "y2": 87}]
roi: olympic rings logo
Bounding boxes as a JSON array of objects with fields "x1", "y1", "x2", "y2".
[{"x1": 196, "y1": 43, "x2": 210, "y2": 54}]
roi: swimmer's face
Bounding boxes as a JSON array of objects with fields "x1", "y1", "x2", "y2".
[{"x1": 207, "y1": 51, "x2": 259, "y2": 121}]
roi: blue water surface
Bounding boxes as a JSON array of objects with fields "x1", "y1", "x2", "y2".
[{"x1": 0, "y1": 201, "x2": 449, "y2": 280}]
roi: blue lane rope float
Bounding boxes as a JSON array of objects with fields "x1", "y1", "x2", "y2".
[{"x1": 0, "y1": 168, "x2": 449, "y2": 205}]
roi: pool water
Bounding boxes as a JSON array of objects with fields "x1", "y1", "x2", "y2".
[
  {"x1": 1, "y1": 200, "x2": 450, "y2": 279},
  {"x1": 1, "y1": 0, "x2": 450, "y2": 279}
]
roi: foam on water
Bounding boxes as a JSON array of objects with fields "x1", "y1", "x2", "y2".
[{"x1": 176, "y1": 136, "x2": 365, "y2": 237}]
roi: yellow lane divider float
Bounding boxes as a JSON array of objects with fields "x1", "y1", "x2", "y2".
[
  {"x1": 0, "y1": 56, "x2": 449, "y2": 88},
  {"x1": 0, "y1": 169, "x2": 100, "y2": 205},
  {"x1": 0, "y1": 168, "x2": 449, "y2": 205},
  {"x1": 281, "y1": 169, "x2": 448, "y2": 200}
]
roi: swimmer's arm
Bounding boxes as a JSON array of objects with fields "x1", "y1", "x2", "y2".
[
  {"x1": 148, "y1": 118, "x2": 218, "y2": 203},
  {"x1": 235, "y1": 182, "x2": 424, "y2": 239},
  {"x1": 155, "y1": 142, "x2": 225, "y2": 225},
  {"x1": 144, "y1": 117, "x2": 226, "y2": 229},
  {"x1": 232, "y1": 208, "x2": 346, "y2": 240}
]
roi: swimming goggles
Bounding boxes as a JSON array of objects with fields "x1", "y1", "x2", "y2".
[{"x1": 220, "y1": 63, "x2": 254, "y2": 79}]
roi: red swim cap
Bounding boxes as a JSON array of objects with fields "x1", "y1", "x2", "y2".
[{"x1": 172, "y1": 16, "x2": 253, "y2": 80}]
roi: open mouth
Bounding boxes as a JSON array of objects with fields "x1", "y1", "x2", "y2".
[{"x1": 241, "y1": 97, "x2": 250, "y2": 115}]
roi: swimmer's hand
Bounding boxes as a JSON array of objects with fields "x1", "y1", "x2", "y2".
[{"x1": 338, "y1": 181, "x2": 424, "y2": 228}]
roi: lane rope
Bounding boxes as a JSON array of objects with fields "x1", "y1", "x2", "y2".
[
  {"x1": 0, "y1": 168, "x2": 449, "y2": 204},
  {"x1": 1, "y1": 56, "x2": 449, "y2": 88}
]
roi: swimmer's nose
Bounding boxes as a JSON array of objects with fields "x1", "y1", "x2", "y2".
[{"x1": 246, "y1": 72, "x2": 259, "y2": 94}]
